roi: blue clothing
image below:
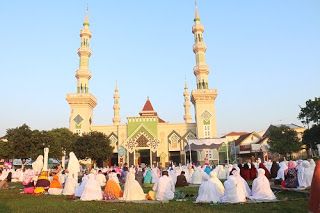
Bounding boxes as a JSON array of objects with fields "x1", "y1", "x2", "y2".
[
  {"x1": 144, "y1": 169, "x2": 152, "y2": 184},
  {"x1": 204, "y1": 166, "x2": 212, "y2": 175}
]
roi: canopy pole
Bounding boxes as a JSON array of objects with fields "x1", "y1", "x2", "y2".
[
  {"x1": 226, "y1": 142, "x2": 229, "y2": 165},
  {"x1": 189, "y1": 143, "x2": 192, "y2": 164}
]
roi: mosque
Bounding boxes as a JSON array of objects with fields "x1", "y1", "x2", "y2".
[{"x1": 66, "y1": 4, "x2": 224, "y2": 167}]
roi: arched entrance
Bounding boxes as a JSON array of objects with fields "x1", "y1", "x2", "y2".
[
  {"x1": 135, "y1": 149, "x2": 151, "y2": 165},
  {"x1": 126, "y1": 131, "x2": 159, "y2": 166}
]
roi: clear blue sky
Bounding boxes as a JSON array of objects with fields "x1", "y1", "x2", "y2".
[{"x1": 1, "y1": 0, "x2": 319, "y2": 136}]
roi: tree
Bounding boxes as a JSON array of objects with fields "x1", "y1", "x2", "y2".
[
  {"x1": 302, "y1": 125, "x2": 320, "y2": 150},
  {"x1": 4, "y1": 125, "x2": 79, "y2": 161},
  {"x1": 268, "y1": 125, "x2": 302, "y2": 159},
  {"x1": 298, "y1": 97, "x2": 320, "y2": 128},
  {"x1": 73, "y1": 131, "x2": 113, "y2": 165},
  {"x1": 30, "y1": 130, "x2": 54, "y2": 159},
  {"x1": 5, "y1": 124, "x2": 36, "y2": 160},
  {"x1": 47, "y1": 128, "x2": 78, "y2": 159},
  {"x1": 0, "y1": 140, "x2": 12, "y2": 159}
]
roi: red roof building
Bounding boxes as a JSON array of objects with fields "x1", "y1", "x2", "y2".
[{"x1": 139, "y1": 97, "x2": 165, "y2": 123}]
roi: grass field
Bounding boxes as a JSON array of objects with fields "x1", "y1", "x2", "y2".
[{"x1": 0, "y1": 183, "x2": 308, "y2": 213}]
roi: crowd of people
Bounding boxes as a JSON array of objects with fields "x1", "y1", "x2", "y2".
[
  {"x1": 235, "y1": 157, "x2": 316, "y2": 189},
  {"x1": 0, "y1": 151, "x2": 318, "y2": 205}
]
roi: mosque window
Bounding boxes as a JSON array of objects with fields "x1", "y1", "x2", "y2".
[
  {"x1": 204, "y1": 124, "x2": 210, "y2": 138},
  {"x1": 204, "y1": 149, "x2": 213, "y2": 160}
]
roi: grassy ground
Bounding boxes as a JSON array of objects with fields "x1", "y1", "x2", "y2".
[{"x1": 0, "y1": 183, "x2": 308, "y2": 213}]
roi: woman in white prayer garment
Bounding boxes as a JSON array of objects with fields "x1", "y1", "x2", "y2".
[
  {"x1": 232, "y1": 167, "x2": 251, "y2": 198},
  {"x1": 275, "y1": 161, "x2": 288, "y2": 181},
  {"x1": 151, "y1": 166, "x2": 160, "y2": 184},
  {"x1": 32, "y1": 155, "x2": 44, "y2": 176},
  {"x1": 209, "y1": 171, "x2": 225, "y2": 197},
  {"x1": 62, "y1": 152, "x2": 80, "y2": 196},
  {"x1": 80, "y1": 173, "x2": 103, "y2": 201},
  {"x1": 214, "y1": 165, "x2": 227, "y2": 180},
  {"x1": 123, "y1": 167, "x2": 146, "y2": 201},
  {"x1": 168, "y1": 168, "x2": 177, "y2": 185},
  {"x1": 187, "y1": 165, "x2": 194, "y2": 183},
  {"x1": 196, "y1": 171, "x2": 224, "y2": 203},
  {"x1": 191, "y1": 166, "x2": 203, "y2": 184},
  {"x1": 296, "y1": 160, "x2": 304, "y2": 187},
  {"x1": 152, "y1": 171, "x2": 175, "y2": 201},
  {"x1": 221, "y1": 169, "x2": 246, "y2": 203},
  {"x1": 299, "y1": 160, "x2": 313, "y2": 188},
  {"x1": 250, "y1": 168, "x2": 276, "y2": 201},
  {"x1": 67, "y1": 152, "x2": 80, "y2": 179},
  {"x1": 75, "y1": 174, "x2": 89, "y2": 197},
  {"x1": 296, "y1": 160, "x2": 304, "y2": 188},
  {"x1": 96, "y1": 170, "x2": 106, "y2": 187},
  {"x1": 62, "y1": 172, "x2": 78, "y2": 196}
]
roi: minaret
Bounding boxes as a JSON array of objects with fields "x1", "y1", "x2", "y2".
[
  {"x1": 183, "y1": 81, "x2": 192, "y2": 123},
  {"x1": 191, "y1": 1, "x2": 218, "y2": 138},
  {"x1": 193, "y1": 1, "x2": 209, "y2": 89},
  {"x1": 66, "y1": 11, "x2": 97, "y2": 135},
  {"x1": 76, "y1": 12, "x2": 92, "y2": 94},
  {"x1": 113, "y1": 82, "x2": 120, "y2": 125}
]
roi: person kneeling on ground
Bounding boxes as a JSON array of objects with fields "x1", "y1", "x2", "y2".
[
  {"x1": 80, "y1": 173, "x2": 103, "y2": 201},
  {"x1": 221, "y1": 169, "x2": 247, "y2": 203},
  {"x1": 48, "y1": 173, "x2": 63, "y2": 195},
  {"x1": 196, "y1": 171, "x2": 224, "y2": 203},
  {"x1": 152, "y1": 170, "x2": 175, "y2": 201},
  {"x1": 123, "y1": 167, "x2": 146, "y2": 201},
  {"x1": 0, "y1": 172, "x2": 12, "y2": 190},
  {"x1": 175, "y1": 171, "x2": 188, "y2": 187},
  {"x1": 104, "y1": 170, "x2": 123, "y2": 200},
  {"x1": 34, "y1": 171, "x2": 50, "y2": 194},
  {"x1": 250, "y1": 168, "x2": 276, "y2": 201}
]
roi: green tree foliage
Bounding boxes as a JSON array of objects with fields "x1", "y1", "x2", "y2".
[
  {"x1": 268, "y1": 125, "x2": 302, "y2": 158},
  {"x1": 3, "y1": 124, "x2": 111, "y2": 162},
  {"x1": 47, "y1": 128, "x2": 78, "y2": 159},
  {"x1": 5, "y1": 124, "x2": 36, "y2": 159},
  {"x1": 0, "y1": 140, "x2": 12, "y2": 159},
  {"x1": 73, "y1": 131, "x2": 113, "y2": 162},
  {"x1": 302, "y1": 125, "x2": 320, "y2": 150},
  {"x1": 3, "y1": 124, "x2": 78, "y2": 160},
  {"x1": 298, "y1": 97, "x2": 320, "y2": 127},
  {"x1": 29, "y1": 130, "x2": 52, "y2": 159}
]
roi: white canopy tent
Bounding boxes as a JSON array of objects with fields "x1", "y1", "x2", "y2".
[{"x1": 185, "y1": 138, "x2": 229, "y2": 164}]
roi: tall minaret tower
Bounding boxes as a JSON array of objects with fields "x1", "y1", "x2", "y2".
[
  {"x1": 113, "y1": 82, "x2": 120, "y2": 125},
  {"x1": 191, "y1": 1, "x2": 218, "y2": 138},
  {"x1": 66, "y1": 11, "x2": 97, "y2": 135},
  {"x1": 183, "y1": 81, "x2": 192, "y2": 123}
]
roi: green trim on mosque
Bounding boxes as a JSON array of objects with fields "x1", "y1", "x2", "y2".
[
  {"x1": 127, "y1": 116, "x2": 158, "y2": 138},
  {"x1": 131, "y1": 126, "x2": 154, "y2": 141}
]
